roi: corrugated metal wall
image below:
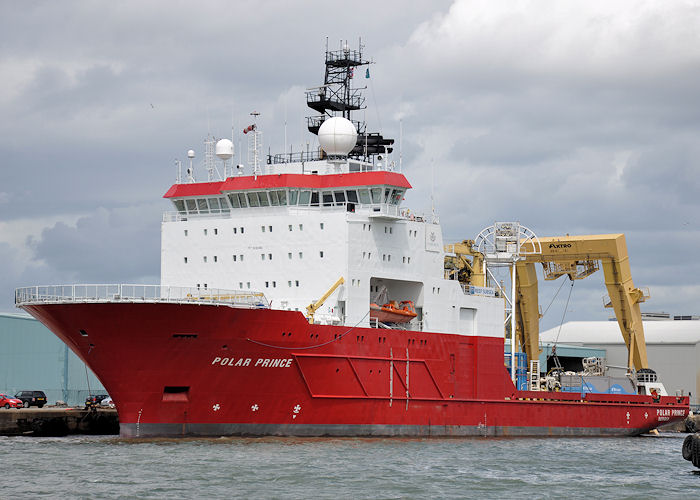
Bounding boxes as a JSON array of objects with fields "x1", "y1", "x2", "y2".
[{"x1": 0, "y1": 313, "x2": 105, "y2": 406}]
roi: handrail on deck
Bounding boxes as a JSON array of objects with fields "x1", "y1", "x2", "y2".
[{"x1": 15, "y1": 284, "x2": 269, "y2": 309}]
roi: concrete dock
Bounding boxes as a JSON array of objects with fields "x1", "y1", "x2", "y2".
[{"x1": 0, "y1": 407, "x2": 118, "y2": 436}]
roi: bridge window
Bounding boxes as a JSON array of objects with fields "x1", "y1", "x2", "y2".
[
  {"x1": 299, "y1": 190, "x2": 311, "y2": 205},
  {"x1": 323, "y1": 191, "x2": 333, "y2": 207},
  {"x1": 289, "y1": 189, "x2": 299, "y2": 205},
  {"x1": 209, "y1": 198, "x2": 221, "y2": 211},
  {"x1": 370, "y1": 188, "x2": 382, "y2": 203},
  {"x1": 185, "y1": 199, "x2": 196, "y2": 212},
  {"x1": 197, "y1": 199, "x2": 208, "y2": 212},
  {"x1": 277, "y1": 190, "x2": 287, "y2": 205},
  {"x1": 334, "y1": 191, "x2": 346, "y2": 204},
  {"x1": 174, "y1": 200, "x2": 185, "y2": 212},
  {"x1": 358, "y1": 189, "x2": 371, "y2": 204},
  {"x1": 228, "y1": 194, "x2": 240, "y2": 208},
  {"x1": 346, "y1": 190, "x2": 358, "y2": 203},
  {"x1": 257, "y1": 191, "x2": 270, "y2": 207},
  {"x1": 269, "y1": 190, "x2": 279, "y2": 206},
  {"x1": 310, "y1": 191, "x2": 319, "y2": 206},
  {"x1": 247, "y1": 192, "x2": 260, "y2": 207}
]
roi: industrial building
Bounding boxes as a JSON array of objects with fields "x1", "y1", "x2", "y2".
[
  {"x1": 0, "y1": 312, "x2": 105, "y2": 406},
  {"x1": 540, "y1": 316, "x2": 700, "y2": 406}
]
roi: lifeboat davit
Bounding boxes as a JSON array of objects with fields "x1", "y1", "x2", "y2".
[{"x1": 369, "y1": 300, "x2": 417, "y2": 324}]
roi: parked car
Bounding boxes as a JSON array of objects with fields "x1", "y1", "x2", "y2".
[
  {"x1": 100, "y1": 396, "x2": 115, "y2": 408},
  {"x1": 14, "y1": 390, "x2": 47, "y2": 408},
  {"x1": 85, "y1": 394, "x2": 108, "y2": 409},
  {"x1": 0, "y1": 393, "x2": 24, "y2": 409}
]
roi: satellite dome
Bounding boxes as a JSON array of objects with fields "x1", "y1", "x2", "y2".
[
  {"x1": 215, "y1": 139, "x2": 234, "y2": 160},
  {"x1": 318, "y1": 117, "x2": 357, "y2": 157},
  {"x1": 187, "y1": 149, "x2": 195, "y2": 159}
]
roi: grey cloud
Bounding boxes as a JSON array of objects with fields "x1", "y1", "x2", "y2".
[
  {"x1": 2, "y1": 0, "x2": 699, "y2": 321},
  {"x1": 28, "y1": 204, "x2": 162, "y2": 283}
]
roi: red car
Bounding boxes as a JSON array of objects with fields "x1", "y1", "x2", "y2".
[{"x1": 0, "y1": 393, "x2": 23, "y2": 409}]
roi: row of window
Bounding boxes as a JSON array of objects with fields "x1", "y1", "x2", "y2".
[
  {"x1": 185, "y1": 222, "x2": 414, "y2": 239},
  {"x1": 184, "y1": 223, "x2": 324, "y2": 237},
  {"x1": 173, "y1": 187, "x2": 405, "y2": 214},
  {"x1": 184, "y1": 251, "x2": 326, "y2": 264},
  {"x1": 361, "y1": 251, "x2": 411, "y2": 264}
]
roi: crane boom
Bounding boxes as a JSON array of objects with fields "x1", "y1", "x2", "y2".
[
  {"x1": 306, "y1": 277, "x2": 345, "y2": 324},
  {"x1": 444, "y1": 240, "x2": 486, "y2": 287},
  {"x1": 518, "y1": 234, "x2": 649, "y2": 370}
]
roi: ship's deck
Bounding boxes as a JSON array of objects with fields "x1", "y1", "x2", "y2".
[{"x1": 15, "y1": 284, "x2": 269, "y2": 309}]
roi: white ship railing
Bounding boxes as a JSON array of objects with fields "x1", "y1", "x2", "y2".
[
  {"x1": 15, "y1": 284, "x2": 269, "y2": 309},
  {"x1": 162, "y1": 205, "x2": 439, "y2": 223}
]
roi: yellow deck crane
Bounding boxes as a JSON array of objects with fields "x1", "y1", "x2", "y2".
[
  {"x1": 306, "y1": 277, "x2": 345, "y2": 324},
  {"x1": 444, "y1": 240, "x2": 486, "y2": 287},
  {"x1": 516, "y1": 234, "x2": 649, "y2": 370},
  {"x1": 445, "y1": 234, "x2": 650, "y2": 371}
]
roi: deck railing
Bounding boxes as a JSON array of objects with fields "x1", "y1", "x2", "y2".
[{"x1": 15, "y1": 284, "x2": 269, "y2": 309}]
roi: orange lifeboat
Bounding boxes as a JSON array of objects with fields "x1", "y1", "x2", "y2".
[{"x1": 369, "y1": 300, "x2": 417, "y2": 324}]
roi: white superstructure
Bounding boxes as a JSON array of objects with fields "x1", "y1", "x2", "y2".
[{"x1": 161, "y1": 155, "x2": 503, "y2": 337}]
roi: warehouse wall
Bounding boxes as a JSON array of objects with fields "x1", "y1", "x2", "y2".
[
  {"x1": 0, "y1": 313, "x2": 105, "y2": 406},
  {"x1": 592, "y1": 343, "x2": 700, "y2": 401}
]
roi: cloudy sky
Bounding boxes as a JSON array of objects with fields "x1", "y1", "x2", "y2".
[{"x1": 2, "y1": 0, "x2": 699, "y2": 330}]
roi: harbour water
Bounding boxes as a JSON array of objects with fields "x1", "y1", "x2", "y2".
[{"x1": 2, "y1": 433, "x2": 697, "y2": 498}]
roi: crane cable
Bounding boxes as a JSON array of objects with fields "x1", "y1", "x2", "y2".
[
  {"x1": 541, "y1": 276, "x2": 568, "y2": 318},
  {"x1": 546, "y1": 279, "x2": 575, "y2": 364}
]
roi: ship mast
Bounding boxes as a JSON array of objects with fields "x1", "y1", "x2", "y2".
[{"x1": 304, "y1": 39, "x2": 394, "y2": 161}]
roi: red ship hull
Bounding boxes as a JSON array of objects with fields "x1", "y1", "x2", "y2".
[{"x1": 22, "y1": 302, "x2": 689, "y2": 438}]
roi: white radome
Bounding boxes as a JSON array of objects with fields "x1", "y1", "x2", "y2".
[
  {"x1": 215, "y1": 139, "x2": 234, "y2": 160},
  {"x1": 318, "y1": 117, "x2": 357, "y2": 156},
  {"x1": 187, "y1": 149, "x2": 195, "y2": 159}
]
